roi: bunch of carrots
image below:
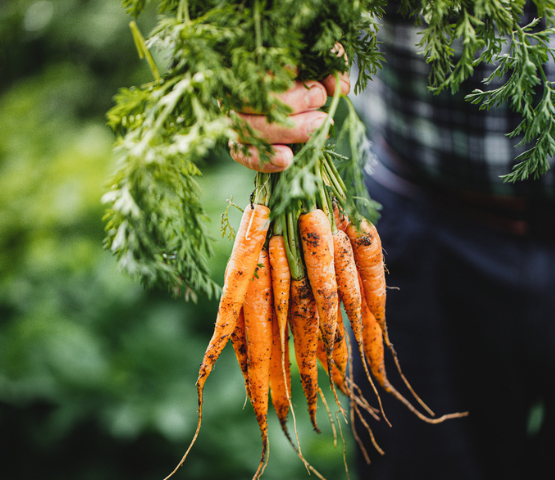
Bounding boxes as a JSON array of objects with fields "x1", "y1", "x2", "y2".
[{"x1": 164, "y1": 146, "x2": 468, "y2": 479}]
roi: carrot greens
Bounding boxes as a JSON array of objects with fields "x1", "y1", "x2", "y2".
[{"x1": 104, "y1": 0, "x2": 555, "y2": 300}]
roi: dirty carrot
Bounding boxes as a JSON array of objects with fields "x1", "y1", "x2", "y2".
[
  {"x1": 244, "y1": 248, "x2": 274, "y2": 479},
  {"x1": 269, "y1": 231, "x2": 291, "y2": 340},
  {"x1": 332, "y1": 228, "x2": 382, "y2": 402},
  {"x1": 347, "y1": 218, "x2": 434, "y2": 415},
  {"x1": 269, "y1": 230, "x2": 291, "y2": 386},
  {"x1": 269, "y1": 308, "x2": 291, "y2": 434},
  {"x1": 289, "y1": 276, "x2": 321, "y2": 432},
  {"x1": 332, "y1": 305, "x2": 349, "y2": 387},
  {"x1": 231, "y1": 308, "x2": 250, "y2": 398},
  {"x1": 164, "y1": 202, "x2": 269, "y2": 480},
  {"x1": 345, "y1": 218, "x2": 387, "y2": 342},
  {"x1": 299, "y1": 208, "x2": 343, "y2": 414}
]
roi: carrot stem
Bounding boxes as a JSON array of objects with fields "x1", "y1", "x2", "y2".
[
  {"x1": 317, "y1": 161, "x2": 335, "y2": 231},
  {"x1": 273, "y1": 212, "x2": 284, "y2": 236},
  {"x1": 323, "y1": 152, "x2": 347, "y2": 202},
  {"x1": 284, "y1": 208, "x2": 305, "y2": 281},
  {"x1": 254, "y1": 172, "x2": 272, "y2": 206}
]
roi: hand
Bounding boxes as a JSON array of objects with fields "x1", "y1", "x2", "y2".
[{"x1": 229, "y1": 72, "x2": 351, "y2": 173}]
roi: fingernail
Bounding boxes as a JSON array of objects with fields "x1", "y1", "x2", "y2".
[
  {"x1": 307, "y1": 116, "x2": 327, "y2": 135},
  {"x1": 305, "y1": 85, "x2": 326, "y2": 109}
]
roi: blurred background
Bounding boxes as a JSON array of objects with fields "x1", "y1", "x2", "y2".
[{"x1": 0, "y1": 1, "x2": 358, "y2": 478}]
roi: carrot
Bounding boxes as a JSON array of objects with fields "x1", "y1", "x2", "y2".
[
  {"x1": 332, "y1": 229, "x2": 361, "y2": 344},
  {"x1": 244, "y1": 248, "x2": 274, "y2": 479},
  {"x1": 231, "y1": 308, "x2": 250, "y2": 398},
  {"x1": 289, "y1": 276, "x2": 321, "y2": 432},
  {"x1": 332, "y1": 228, "x2": 388, "y2": 420},
  {"x1": 329, "y1": 204, "x2": 390, "y2": 424},
  {"x1": 269, "y1": 308, "x2": 291, "y2": 434},
  {"x1": 268, "y1": 233, "x2": 291, "y2": 412},
  {"x1": 347, "y1": 218, "x2": 435, "y2": 416},
  {"x1": 198, "y1": 203, "x2": 269, "y2": 389},
  {"x1": 164, "y1": 203, "x2": 270, "y2": 480},
  {"x1": 345, "y1": 218, "x2": 387, "y2": 342},
  {"x1": 199, "y1": 202, "x2": 270, "y2": 392},
  {"x1": 360, "y1": 288, "x2": 468, "y2": 424},
  {"x1": 298, "y1": 209, "x2": 343, "y2": 413},
  {"x1": 269, "y1": 234, "x2": 291, "y2": 353},
  {"x1": 271, "y1": 306, "x2": 320, "y2": 477},
  {"x1": 331, "y1": 304, "x2": 349, "y2": 388}
]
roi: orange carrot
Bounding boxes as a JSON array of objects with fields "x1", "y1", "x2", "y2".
[
  {"x1": 348, "y1": 218, "x2": 435, "y2": 416},
  {"x1": 298, "y1": 209, "x2": 342, "y2": 412},
  {"x1": 164, "y1": 203, "x2": 269, "y2": 480},
  {"x1": 269, "y1": 308, "x2": 291, "y2": 433},
  {"x1": 272, "y1": 292, "x2": 325, "y2": 477},
  {"x1": 269, "y1": 233, "x2": 291, "y2": 397},
  {"x1": 333, "y1": 229, "x2": 385, "y2": 406},
  {"x1": 269, "y1": 235, "x2": 291, "y2": 347},
  {"x1": 332, "y1": 229, "x2": 366, "y2": 369},
  {"x1": 345, "y1": 218, "x2": 387, "y2": 343},
  {"x1": 244, "y1": 248, "x2": 274, "y2": 479},
  {"x1": 332, "y1": 305, "x2": 348, "y2": 387},
  {"x1": 289, "y1": 276, "x2": 321, "y2": 432},
  {"x1": 198, "y1": 203, "x2": 269, "y2": 389},
  {"x1": 231, "y1": 309, "x2": 250, "y2": 398},
  {"x1": 333, "y1": 230, "x2": 360, "y2": 335},
  {"x1": 198, "y1": 202, "x2": 269, "y2": 393}
]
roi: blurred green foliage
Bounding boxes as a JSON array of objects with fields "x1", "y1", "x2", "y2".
[{"x1": 0, "y1": 1, "x2": 358, "y2": 478}]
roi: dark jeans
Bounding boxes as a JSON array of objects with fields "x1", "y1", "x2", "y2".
[{"x1": 354, "y1": 154, "x2": 555, "y2": 479}]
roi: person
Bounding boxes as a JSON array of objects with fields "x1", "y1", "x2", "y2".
[{"x1": 229, "y1": 3, "x2": 555, "y2": 479}]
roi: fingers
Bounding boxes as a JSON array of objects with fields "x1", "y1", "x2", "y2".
[
  {"x1": 230, "y1": 109, "x2": 328, "y2": 172},
  {"x1": 240, "y1": 80, "x2": 327, "y2": 115},
  {"x1": 230, "y1": 80, "x2": 329, "y2": 172},
  {"x1": 229, "y1": 63, "x2": 349, "y2": 172},
  {"x1": 229, "y1": 141, "x2": 295, "y2": 173},
  {"x1": 237, "y1": 110, "x2": 328, "y2": 144}
]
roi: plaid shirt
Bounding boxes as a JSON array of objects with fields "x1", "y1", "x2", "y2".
[{"x1": 353, "y1": 2, "x2": 555, "y2": 198}]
